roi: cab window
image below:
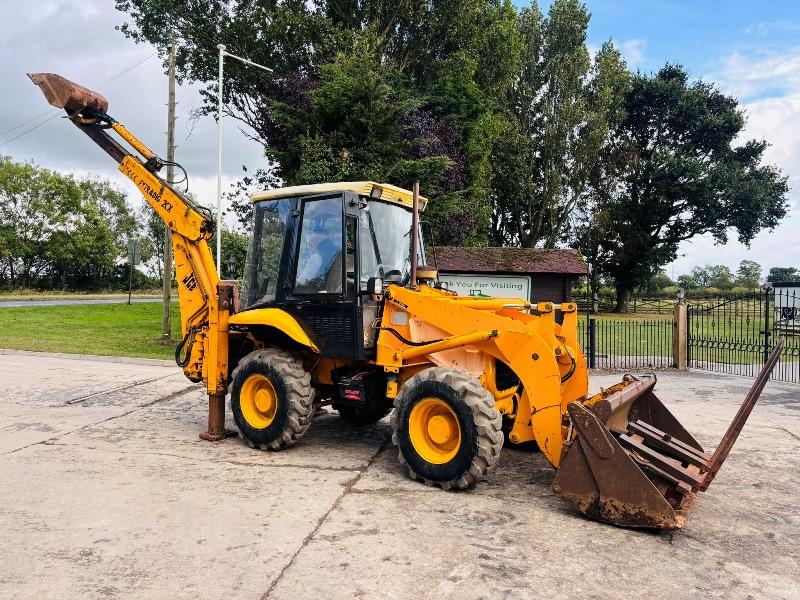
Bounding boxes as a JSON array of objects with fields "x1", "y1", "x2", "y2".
[{"x1": 294, "y1": 197, "x2": 343, "y2": 294}]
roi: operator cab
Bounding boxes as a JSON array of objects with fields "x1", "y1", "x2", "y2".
[{"x1": 240, "y1": 182, "x2": 427, "y2": 360}]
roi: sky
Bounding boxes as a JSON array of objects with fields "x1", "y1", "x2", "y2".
[{"x1": 1, "y1": 0, "x2": 798, "y2": 279}]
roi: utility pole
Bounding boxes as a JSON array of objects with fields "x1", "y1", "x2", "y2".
[
  {"x1": 163, "y1": 37, "x2": 176, "y2": 339},
  {"x1": 216, "y1": 44, "x2": 225, "y2": 276}
]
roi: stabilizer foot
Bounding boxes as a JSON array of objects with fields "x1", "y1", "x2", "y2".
[
  {"x1": 199, "y1": 393, "x2": 237, "y2": 442},
  {"x1": 199, "y1": 429, "x2": 237, "y2": 442}
]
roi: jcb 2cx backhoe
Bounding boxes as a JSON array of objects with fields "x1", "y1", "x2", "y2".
[{"x1": 29, "y1": 72, "x2": 783, "y2": 529}]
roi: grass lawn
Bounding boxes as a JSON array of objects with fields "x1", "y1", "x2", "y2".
[
  {"x1": 0, "y1": 303, "x2": 181, "y2": 360},
  {"x1": 0, "y1": 302, "x2": 789, "y2": 365}
]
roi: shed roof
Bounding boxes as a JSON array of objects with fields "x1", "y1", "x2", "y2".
[{"x1": 433, "y1": 246, "x2": 587, "y2": 275}]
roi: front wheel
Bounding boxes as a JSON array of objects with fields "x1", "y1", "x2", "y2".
[
  {"x1": 230, "y1": 348, "x2": 314, "y2": 450},
  {"x1": 391, "y1": 368, "x2": 502, "y2": 490}
]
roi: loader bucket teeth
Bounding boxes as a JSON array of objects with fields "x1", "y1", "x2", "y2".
[
  {"x1": 27, "y1": 72, "x2": 108, "y2": 114},
  {"x1": 553, "y1": 343, "x2": 783, "y2": 529}
]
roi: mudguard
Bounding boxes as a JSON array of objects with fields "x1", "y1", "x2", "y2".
[{"x1": 229, "y1": 308, "x2": 319, "y2": 353}]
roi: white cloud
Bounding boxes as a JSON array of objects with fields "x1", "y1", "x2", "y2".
[
  {"x1": 670, "y1": 48, "x2": 800, "y2": 277},
  {"x1": 0, "y1": 0, "x2": 265, "y2": 230},
  {"x1": 713, "y1": 47, "x2": 800, "y2": 100},
  {"x1": 744, "y1": 20, "x2": 800, "y2": 36},
  {"x1": 621, "y1": 38, "x2": 647, "y2": 68}
]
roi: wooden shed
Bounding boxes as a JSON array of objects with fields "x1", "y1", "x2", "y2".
[{"x1": 432, "y1": 246, "x2": 587, "y2": 303}]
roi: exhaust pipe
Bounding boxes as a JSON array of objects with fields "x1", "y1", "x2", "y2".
[{"x1": 552, "y1": 343, "x2": 783, "y2": 529}]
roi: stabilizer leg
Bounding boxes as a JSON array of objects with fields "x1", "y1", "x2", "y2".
[{"x1": 199, "y1": 393, "x2": 236, "y2": 441}]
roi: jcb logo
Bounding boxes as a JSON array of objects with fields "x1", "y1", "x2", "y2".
[{"x1": 182, "y1": 273, "x2": 197, "y2": 291}]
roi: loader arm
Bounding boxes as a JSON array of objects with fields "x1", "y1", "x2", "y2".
[{"x1": 29, "y1": 72, "x2": 232, "y2": 439}]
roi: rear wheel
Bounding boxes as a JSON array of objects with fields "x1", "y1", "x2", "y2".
[
  {"x1": 230, "y1": 348, "x2": 314, "y2": 450},
  {"x1": 392, "y1": 368, "x2": 502, "y2": 490}
]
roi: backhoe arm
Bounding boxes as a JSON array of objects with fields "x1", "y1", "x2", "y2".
[{"x1": 28, "y1": 73, "x2": 232, "y2": 429}]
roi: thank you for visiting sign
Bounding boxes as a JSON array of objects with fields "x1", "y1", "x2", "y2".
[{"x1": 439, "y1": 273, "x2": 531, "y2": 301}]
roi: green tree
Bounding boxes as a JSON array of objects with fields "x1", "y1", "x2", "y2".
[
  {"x1": 706, "y1": 265, "x2": 735, "y2": 290},
  {"x1": 677, "y1": 265, "x2": 734, "y2": 290},
  {"x1": 638, "y1": 270, "x2": 674, "y2": 295},
  {"x1": 735, "y1": 259, "x2": 762, "y2": 288},
  {"x1": 0, "y1": 156, "x2": 136, "y2": 290},
  {"x1": 214, "y1": 228, "x2": 249, "y2": 280},
  {"x1": 676, "y1": 273, "x2": 696, "y2": 290},
  {"x1": 767, "y1": 266, "x2": 800, "y2": 283},
  {"x1": 116, "y1": 0, "x2": 521, "y2": 245},
  {"x1": 589, "y1": 65, "x2": 788, "y2": 312},
  {"x1": 491, "y1": 4, "x2": 629, "y2": 248},
  {"x1": 137, "y1": 205, "x2": 167, "y2": 279}
]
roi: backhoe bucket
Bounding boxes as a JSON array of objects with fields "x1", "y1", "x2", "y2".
[
  {"x1": 552, "y1": 344, "x2": 783, "y2": 529},
  {"x1": 28, "y1": 73, "x2": 108, "y2": 114}
]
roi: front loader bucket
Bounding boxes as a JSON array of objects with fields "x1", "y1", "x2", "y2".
[
  {"x1": 27, "y1": 73, "x2": 108, "y2": 114},
  {"x1": 552, "y1": 344, "x2": 783, "y2": 529}
]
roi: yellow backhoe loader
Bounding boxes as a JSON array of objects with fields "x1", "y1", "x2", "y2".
[{"x1": 29, "y1": 72, "x2": 783, "y2": 530}]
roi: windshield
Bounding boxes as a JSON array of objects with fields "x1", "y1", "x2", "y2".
[
  {"x1": 240, "y1": 199, "x2": 292, "y2": 309},
  {"x1": 359, "y1": 200, "x2": 425, "y2": 285}
]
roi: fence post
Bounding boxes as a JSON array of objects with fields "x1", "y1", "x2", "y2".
[
  {"x1": 673, "y1": 300, "x2": 688, "y2": 370},
  {"x1": 588, "y1": 318, "x2": 597, "y2": 369},
  {"x1": 763, "y1": 286, "x2": 771, "y2": 364}
]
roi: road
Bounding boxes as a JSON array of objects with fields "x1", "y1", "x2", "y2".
[
  {"x1": 0, "y1": 298, "x2": 163, "y2": 308},
  {"x1": 0, "y1": 353, "x2": 797, "y2": 599}
]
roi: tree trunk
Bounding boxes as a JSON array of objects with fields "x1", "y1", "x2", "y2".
[{"x1": 615, "y1": 286, "x2": 632, "y2": 313}]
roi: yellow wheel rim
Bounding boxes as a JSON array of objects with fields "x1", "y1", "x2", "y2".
[
  {"x1": 408, "y1": 397, "x2": 461, "y2": 464},
  {"x1": 240, "y1": 374, "x2": 278, "y2": 429}
]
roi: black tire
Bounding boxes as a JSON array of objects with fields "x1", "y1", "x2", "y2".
[
  {"x1": 391, "y1": 368, "x2": 502, "y2": 490},
  {"x1": 335, "y1": 402, "x2": 392, "y2": 426},
  {"x1": 230, "y1": 348, "x2": 314, "y2": 450}
]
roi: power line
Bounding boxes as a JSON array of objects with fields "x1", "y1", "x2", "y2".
[
  {"x1": 100, "y1": 51, "x2": 157, "y2": 86},
  {"x1": 0, "y1": 115, "x2": 61, "y2": 147},
  {"x1": 0, "y1": 108, "x2": 56, "y2": 138},
  {"x1": 0, "y1": 51, "x2": 157, "y2": 148}
]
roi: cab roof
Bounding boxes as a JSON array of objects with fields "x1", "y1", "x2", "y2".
[{"x1": 250, "y1": 181, "x2": 427, "y2": 210}]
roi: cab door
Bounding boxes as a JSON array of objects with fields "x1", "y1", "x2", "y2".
[{"x1": 283, "y1": 193, "x2": 364, "y2": 359}]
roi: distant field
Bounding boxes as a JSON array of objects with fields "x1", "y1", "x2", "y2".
[{"x1": 0, "y1": 303, "x2": 180, "y2": 359}]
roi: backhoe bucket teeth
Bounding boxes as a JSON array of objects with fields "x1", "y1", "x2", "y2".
[
  {"x1": 28, "y1": 73, "x2": 108, "y2": 114},
  {"x1": 552, "y1": 344, "x2": 783, "y2": 529}
]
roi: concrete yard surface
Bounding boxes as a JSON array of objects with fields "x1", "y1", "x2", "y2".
[{"x1": 0, "y1": 353, "x2": 798, "y2": 600}]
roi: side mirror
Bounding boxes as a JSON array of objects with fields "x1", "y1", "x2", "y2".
[{"x1": 366, "y1": 277, "x2": 383, "y2": 297}]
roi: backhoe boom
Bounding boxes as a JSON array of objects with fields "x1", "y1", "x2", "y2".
[{"x1": 28, "y1": 72, "x2": 232, "y2": 439}]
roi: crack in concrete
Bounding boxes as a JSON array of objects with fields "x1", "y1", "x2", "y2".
[
  {"x1": 260, "y1": 435, "x2": 391, "y2": 600},
  {"x1": 61, "y1": 373, "x2": 179, "y2": 405},
  {"x1": 347, "y1": 486, "x2": 557, "y2": 504},
  {"x1": 775, "y1": 427, "x2": 800, "y2": 442},
  {"x1": 1, "y1": 385, "x2": 198, "y2": 456},
  {"x1": 39, "y1": 443, "x2": 369, "y2": 473},
  {"x1": 746, "y1": 421, "x2": 800, "y2": 443}
]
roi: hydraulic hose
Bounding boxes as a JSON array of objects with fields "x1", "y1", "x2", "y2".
[
  {"x1": 175, "y1": 328, "x2": 197, "y2": 368},
  {"x1": 556, "y1": 336, "x2": 577, "y2": 383}
]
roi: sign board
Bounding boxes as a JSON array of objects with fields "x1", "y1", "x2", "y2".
[
  {"x1": 438, "y1": 273, "x2": 531, "y2": 301},
  {"x1": 127, "y1": 239, "x2": 141, "y2": 266}
]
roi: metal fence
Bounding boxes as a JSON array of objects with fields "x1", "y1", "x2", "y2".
[
  {"x1": 688, "y1": 287, "x2": 800, "y2": 383},
  {"x1": 578, "y1": 318, "x2": 674, "y2": 370},
  {"x1": 575, "y1": 296, "x2": 674, "y2": 314}
]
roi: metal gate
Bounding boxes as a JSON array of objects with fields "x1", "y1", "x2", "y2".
[
  {"x1": 688, "y1": 288, "x2": 799, "y2": 383},
  {"x1": 579, "y1": 317, "x2": 674, "y2": 370}
]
